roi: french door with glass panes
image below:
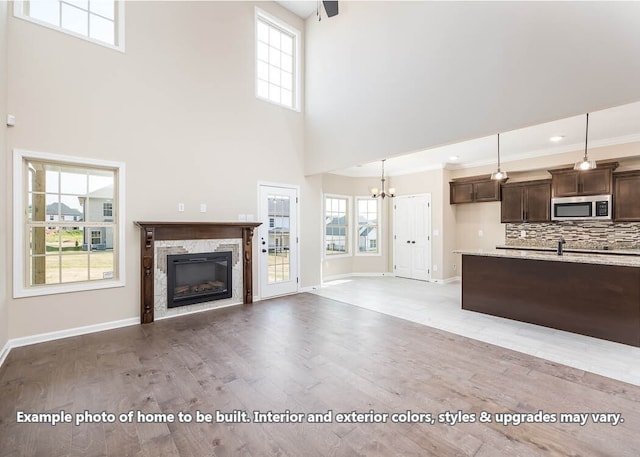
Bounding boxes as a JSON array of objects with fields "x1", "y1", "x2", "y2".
[{"x1": 258, "y1": 184, "x2": 299, "y2": 299}]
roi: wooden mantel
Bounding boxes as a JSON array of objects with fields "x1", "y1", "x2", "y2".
[{"x1": 134, "y1": 221, "x2": 262, "y2": 324}]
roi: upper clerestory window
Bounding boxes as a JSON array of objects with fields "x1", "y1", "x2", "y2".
[
  {"x1": 255, "y1": 7, "x2": 300, "y2": 111},
  {"x1": 14, "y1": 1, "x2": 125, "y2": 52}
]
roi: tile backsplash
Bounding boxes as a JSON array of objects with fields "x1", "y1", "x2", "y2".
[{"x1": 505, "y1": 221, "x2": 640, "y2": 250}]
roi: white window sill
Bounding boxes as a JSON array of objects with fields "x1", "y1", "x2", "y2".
[{"x1": 13, "y1": 279, "x2": 125, "y2": 299}]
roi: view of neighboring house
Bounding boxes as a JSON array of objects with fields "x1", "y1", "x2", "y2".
[
  {"x1": 324, "y1": 216, "x2": 378, "y2": 254},
  {"x1": 358, "y1": 223, "x2": 377, "y2": 252},
  {"x1": 268, "y1": 197, "x2": 290, "y2": 254},
  {"x1": 325, "y1": 215, "x2": 347, "y2": 253},
  {"x1": 77, "y1": 184, "x2": 114, "y2": 250},
  {"x1": 45, "y1": 202, "x2": 82, "y2": 227}
]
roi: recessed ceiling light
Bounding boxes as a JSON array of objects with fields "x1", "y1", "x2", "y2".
[
  {"x1": 549, "y1": 135, "x2": 565, "y2": 142},
  {"x1": 449, "y1": 155, "x2": 459, "y2": 161}
]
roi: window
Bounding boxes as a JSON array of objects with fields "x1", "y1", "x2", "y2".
[
  {"x1": 255, "y1": 8, "x2": 300, "y2": 110},
  {"x1": 356, "y1": 197, "x2": 380, "y2": 255},
  {"x1": 91, "y1": 230, "x2": 102, "y2": 245},
  {"x1": 14, "y1": 1, "x2": 125, "y2": 51},
  {"x1": 103, "y1": 202, "x2": 113, "y2": 217},
  {"x1": 13, "y1": 149, "x2": 125, "y2": 297},
  {"x1": 324, "y1": 195, "x2": 350, "y2": 256}
]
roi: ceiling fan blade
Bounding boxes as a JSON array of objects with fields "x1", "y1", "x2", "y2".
[{"x1": 322, "y1": 1, "x2": 339, "y2": 18}]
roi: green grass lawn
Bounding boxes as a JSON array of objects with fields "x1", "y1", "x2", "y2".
[
  {"x1": 35, "y1": 251, "x2": 115, "y2": 284},
  {"x1": 268, "y1": 251, "x2": 290, "y2": 282},
  {"x1": 44, "y1": 229, "x2": 84, "y2": 252}
]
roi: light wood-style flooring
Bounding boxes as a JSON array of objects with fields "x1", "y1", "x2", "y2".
[{"x1": 1, "y1": 292, "x2": 639, "y2": 456}]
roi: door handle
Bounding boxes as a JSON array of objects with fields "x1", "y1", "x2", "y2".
[
  {"x1": 411, "y1": 241, "x2": 416, "y2": 244},
  {"x1": 261, "y1": 249, "x2": 267, "y2": 253},
  {"x1": 406, "y1": 240, "x2": 411, "y2": 244}
]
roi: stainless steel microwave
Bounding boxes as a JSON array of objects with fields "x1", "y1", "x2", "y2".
[{"x1": 551, "y1": 195, "x2": 612, "y2": 221}]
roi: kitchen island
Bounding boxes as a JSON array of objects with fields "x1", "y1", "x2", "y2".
[{"x1": 457, "y1": 249, "x2": 640, "y2": 347}]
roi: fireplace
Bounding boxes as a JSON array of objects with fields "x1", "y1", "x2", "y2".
[
  {"x1": 135, "y1": 221, "x2": 260, "y2": 323},
  {"x1": 167, "y1": 251, "x2": 232, "y2": 308}
]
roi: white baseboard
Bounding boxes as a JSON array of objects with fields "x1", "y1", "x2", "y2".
[
  {"x1": 299, "y1": 285, "x2": 321, "y2": 293},
  {"x1": 431, "y1": 276, "x2": 461, "y2": 285},
  {"x1": 323, "y1": 272, "x2": 394, "y2": 283},
  {"x1": 6, "y1": 317, "x2": 139, "y2": 354},
  {"x1": 321, "y1": 273, "x2": 460, "y2": 286},
  {"x1": 0, "y1": 340, "x2": 10, "y2": 369}
]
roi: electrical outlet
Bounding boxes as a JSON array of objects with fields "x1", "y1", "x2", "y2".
[
  {"x1": 178, "y1": 203, "x2": 185, "y2": 212},
  {"x1": 433, "y1": 264, "x2": 438, "y2": 272},
  {"x1": 200, "y1": 203, "x2": 207, "y2": 213},
  {"x1": 478, "y1": 229, "x2": 484, "y2": 237},
  {"x1": 452, "y1": 263, "x2": 456, "y2": 270}
]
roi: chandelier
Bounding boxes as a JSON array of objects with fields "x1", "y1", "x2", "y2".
[{"x1": 370, "y1": 159, "x2": 396, "y2": 199}]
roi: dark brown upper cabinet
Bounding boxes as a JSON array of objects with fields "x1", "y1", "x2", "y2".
[
  {"x1": 548, "y1": 162, "x2": 618, "y2": 197},
  {"x1": 450, "y1": 176, "x2": 503, "y2": 204},
  {"x1": 613, "y1": 170, "x2": 640, "y2": 222},
  {"x1": 500, "y1": 180, "x2": 551, "y2": 223}
]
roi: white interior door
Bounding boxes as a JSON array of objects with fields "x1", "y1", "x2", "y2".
[
  {"x1": 258, "y1": 184, "x2": 299, "y2": 299},
  {"x1": 393, "y1": 194, "x2": 431, "y2": 281}
]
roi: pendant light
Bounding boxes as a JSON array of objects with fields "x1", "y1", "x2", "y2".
[
  {"x1": 490, "y1": 133, "x2": 508, "y2": 180},
  {"x1": 370, "y1": 159, "x2": 396, "y2": 199},
  {"x1": 574, "y1": 113, "x2": 596, "y2": 171}
]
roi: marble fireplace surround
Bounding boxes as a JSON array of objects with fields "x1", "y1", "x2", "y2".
[{"x1": 134, "y1": 222, "x2": 261, "y2": 324}]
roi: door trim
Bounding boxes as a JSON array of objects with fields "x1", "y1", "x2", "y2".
[{"x1": 257, "y1": 181, "x2": 300, "y2": 300}]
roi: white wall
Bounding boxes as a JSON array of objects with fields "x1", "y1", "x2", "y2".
[
  {"x1": 5, "y1": 2, "x2": 321, "y2": 339},
  {"x1": 305, "y1": 2, "x2": 640, "y2": 175},
  {"x1": 0, "y1": 1, "x2": 9, "y2": 353}
]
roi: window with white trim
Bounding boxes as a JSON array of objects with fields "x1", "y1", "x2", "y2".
[
  {"x1": 14, "y1": 1, "x2": 124, "y2": 51},
  {"x1": 14, "y1": 149, "x2": 125, "y2": 297},
  {"x1": 356, "y1": 197, "x2": 380, "y2": 255},
  {"x1": 324, "y1": 195, "x2": 350, "y2": 256},
  {"x1": 255, "y1": 8, "x2": 299, "y2": 110}
]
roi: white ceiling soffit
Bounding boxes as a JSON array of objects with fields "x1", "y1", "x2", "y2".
[
  {"x1": 331, "y1": 101, "x2": 640, "y2": 178},
  {"x1": 276, "y1": 1, "x2": 318, "y2": 19}
]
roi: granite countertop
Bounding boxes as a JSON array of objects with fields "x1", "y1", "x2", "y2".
[
  {"x1": 454, "y1": 249, "x2": 640, "y2": 267},
  {"x1": 495, "y1": 245, "x2": 640, "y2": 256}
]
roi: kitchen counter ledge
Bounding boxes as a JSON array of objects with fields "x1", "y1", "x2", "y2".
[{"x1": 454, "y1": 248, "x2": 640, "y2": 267}]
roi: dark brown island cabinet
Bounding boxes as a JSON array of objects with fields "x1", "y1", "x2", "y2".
[
  {"x1": 548, "y1": 161, "x2": 618, "y2": 197},
  {"x1": 462, "y1": 254, "x2": 640, "y2": 347},
  {"x1": 614, "y1": 170, "x2": 640, "y2": 222},
  {"x1": 450, "y1": 175, "x2": 502, "y2": 204},
  {"x1": 500, "y1": 180, "x2": 551, "y2": 223}
]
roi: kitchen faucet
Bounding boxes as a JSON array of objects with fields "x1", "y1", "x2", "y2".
[{"x1": 557, "y1": 237, "x2": 566, "y2": 256}]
